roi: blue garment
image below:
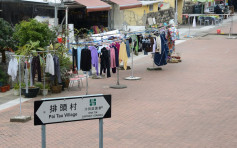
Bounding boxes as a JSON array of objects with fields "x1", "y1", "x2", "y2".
[
  {"x1": 154, "y1": 33, "x2": 168, "y2": 66},
  {"x1": 77, "y1": 46, "x2": 82, "y2": 71},
  {"x1": 126, "y1": 40, "x2": 130, "y2": 57}
]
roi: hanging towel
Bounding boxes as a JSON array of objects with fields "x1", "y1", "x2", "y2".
[
  {"x1": 119, "y1": 42, "x2": 128, "y2": 70},
  {"x1": 45, "y1": 53, "x2": 55, "y2": 75},
  {"x1": 7, "y1": 58, "x2": 18, "y2": 81}
]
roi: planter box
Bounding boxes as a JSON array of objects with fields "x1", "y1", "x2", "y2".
[
  {"x1": 13, "y1": 89, "x2": 20, "y2": 96},
  {"x1": 41, "y1": 89, "x2": 48, "y2": 96},
  {"x1": 22, "y1": 87, "x2": 39, "y2": 98},
  {"x1": 0, "y1": 86, "x2": 7, "y2": 93},
  {"x1": 51, "y1": 85, "x2": 62, "y2": 93}
]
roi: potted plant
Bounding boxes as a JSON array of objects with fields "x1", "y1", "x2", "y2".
[
  {"x1": 0, "y1": 69, "x2": 8, "y2": 92},
  {"x1": 59, "y1": 55, "x2": 72, "y2": 90},
  {"x1": 13, "y1": 83, "x2": 20, "y2": 96},
  {"x1": 41, "y1": 84, "x2": 50, "y2": 96},
  {"x1": 21, "y1": 86, "x2": 40, "y2": 98},
  {"x1": 21, "y1": 83, "x2": 39, "y2": 98},
  {"x1": 35, "y1": 82, "x2": 50, "y2": 96},
  {"x1": 0, "y1": 86, "x2": 7, "y2": 93}
]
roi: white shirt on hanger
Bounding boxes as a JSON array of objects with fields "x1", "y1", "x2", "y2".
[
  {"x1": 45, "y1": 53, "x2": 55, "y2": 75},
  {"x1": 7, "y1": 58, "x2": 18, "y2": 81}
]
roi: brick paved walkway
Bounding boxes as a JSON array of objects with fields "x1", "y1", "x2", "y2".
[{"x1": 1, "y1": 20, "x2": 237, "y2": 148}]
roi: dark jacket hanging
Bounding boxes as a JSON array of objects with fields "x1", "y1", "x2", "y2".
[
  {"x1": 54, "y1": 55, "x2": 62, "y2": 84},
  {"x1": 154, "y1": 33, "x2": 168, "y2": 66},
  {"x1": 80, "y1": 48, "x2": 92, "y2": 71},
  {"x1": 31, "y1": 56, "x2": 41, "y2": 82},
  {"x1": 72, "y1": 47, "x2": 78, "y2": 72},
  {"x1": 100, "y1": 47, "x2": 111, "y2": 78}
]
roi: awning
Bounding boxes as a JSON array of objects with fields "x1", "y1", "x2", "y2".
[
  {"x1": 75, "y1": 0, "x2": 111, "y2": 12},
  {"x1": 192, "y1": 0, "x2": 214, "y2": 2},
  {"x1": 109, "y1": 0, "x2": 142, "y2": 10},
  {"x1": 140, "y1": 0, "x2": 163, "y2": 6}
]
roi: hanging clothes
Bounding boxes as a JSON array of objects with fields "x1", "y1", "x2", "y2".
[
  {"x1": 142, "y1": 37, "x2": 150, "y2": 55},
  {"x1": 109, "y1": 46, "x2": 116, "y2": 73},
  {"x1": 119, "y1": 42, "x2": 128, "y2": 70},
  {"x1": 137, "y1": 35, "x2": 143, "y2": 52},
  {"x1": 72, "y1": 47, "x2": 78, "y2": 72},
  {"x1": 53, "y1": 55, "x2": 62, "y2": 84},
  {"x1": 80, "y1": 47, "x2": 92, "y2": 71},
  {"x1": 100, "y1": 47, "x2": 111, "y2": 78},
  {"x1": 156, "y1": 35, "x2": 162, "y2": 54},
  {"x1": 30, "y1": 57, "x2": 33, "y2": 87},
  {"x1": 154, "y1": 33, "x2": 169, "y2": 66},
  {"x1": 152, "y1": 37, "x2": 157, "y2": 53},
  {"x1": 77, "y1": 46, "x2": 82, "y2": 71},
  {"x1": 32, "y1": 56, "x2": 41, "y2": 82},
  {"x1": 89, "y1": 46, "x2": 99, "y2": 75},
  {"x1": 115, "y1": 42, "x2": 120, "y2": 55},
  {"x1": 7, "y1": 57, "x2": 18, "y2": 81},
  {"x1": 24, "y1": 61, "x2": 28, "y2": 93},
  {"x1": 125, "y1": 39, "x2": 130, "y2": 58},
  {"x1": 45, "y1": 53, "x2": 55, "y2": 75}
]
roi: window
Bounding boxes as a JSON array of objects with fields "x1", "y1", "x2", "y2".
[{"x1": 149, "y1": 4, "x2": 153, "y2": 11}]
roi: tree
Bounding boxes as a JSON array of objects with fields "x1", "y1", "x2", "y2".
[
  {"x1": 13, "y1": 19, "x2": 56, "y2": 48},
  {"x1": 0, "y1": 18, "x2": 14, "y2": 63}
]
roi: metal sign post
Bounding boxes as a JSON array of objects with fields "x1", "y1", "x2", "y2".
[
  {"x1": 34, "y1": 94, "x2": 111, "y2": 148},
  {"x1": 86, "y1": 71, "x2": 88, "y2": 95},
  {"x1": 99, "y1": 119, "x2": 103, "y2": 148}
]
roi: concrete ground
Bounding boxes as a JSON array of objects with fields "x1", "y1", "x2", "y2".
[{"x1": 0, "y1": 14, "x2": 237, "y2": 148}]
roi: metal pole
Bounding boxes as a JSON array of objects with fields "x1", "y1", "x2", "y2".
[
  {"x1": 42, "y1": 125, "x2": 46, "y2": 148},
  {"x1": 188, "y1": 14, "x2": 191, "y2": 37},
  {"x1": 175, "y1": 0, "x2": 178, "y2": 26},
  {"x1": 65, "y1": 7, "x2": 69, "y2": 49},
  {"x1": 54, "y1": 1, "x2": 58, "y2": 28},
  {"x1": 19, "y1": 56, "x2": 22, "y2": 116},
  {"x1": 43, "y1": 53, "x2": 45, "y2": 99},
  {"x1": 86, "y1": 72, "x2": 88, "y2": 95},
  {"x1": 116, "y1": 67, "x2": 119, "y2": 85},
  {"x1": 131, "y1": 47, "x2": 134, "y2": 77},
  {"x1": 99, "y1": 119, "x2": 103, "y2": 148}
]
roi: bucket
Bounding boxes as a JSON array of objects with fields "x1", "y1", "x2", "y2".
[{"x1": 217, "y1": 29, "x2": 221, "y2": 34}]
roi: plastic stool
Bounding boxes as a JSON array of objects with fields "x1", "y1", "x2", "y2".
[
  {"x1": 204, "y1": 20, "x2": 209, "y2": 26},
  {"x1": 214, "y1": 20, "x2": 219, "y2": 25}
]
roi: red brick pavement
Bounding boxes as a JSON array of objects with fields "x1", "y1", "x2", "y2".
[{"x1": 1, "y1": 22, "x2": 237, "y2": 148}]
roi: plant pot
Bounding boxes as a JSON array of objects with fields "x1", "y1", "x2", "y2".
[
  {"x1": 60, "y1": 82, "x2": 65, "y2": 91},
  {"x1": 64, "y1": 79, "x2": 70, "y2": 88},
  {"x1": 6, "y1": 84, "x2": 10, "y2": 91},
  {"x1": 0, "y1": 86, "x2": 7, "y2": 93},
  {"x1": 22, "y1": 87, "x2": 40, "y2": 98},
  {"x1": 13, "y1": 89, "x2": 20, "y2": 96},
  {"x1": 51, "y1": 85, "x2": 62, "y2": 93},
  {"x1": 41, "y1": 89, "x2": 48, "y2": 96}
]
